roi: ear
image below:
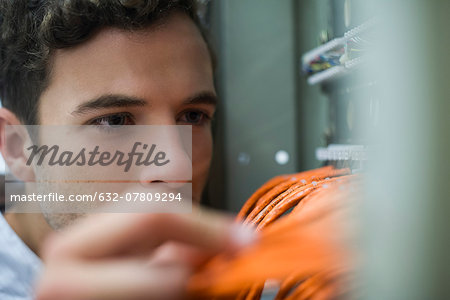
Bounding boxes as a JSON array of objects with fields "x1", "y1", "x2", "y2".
[{"x1": 0, "y1": 108, "x2": 35, "y2": 182}]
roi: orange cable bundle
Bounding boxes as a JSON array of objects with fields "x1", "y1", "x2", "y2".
[
  {"x1": 238, "y1": 166, "x2": 349, "y2": 224},
  {"x1": 188, "y1": 167, "x2": 360, "y2": 300}
]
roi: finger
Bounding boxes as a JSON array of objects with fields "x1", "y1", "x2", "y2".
[
  {"x1": 148, "y1": 242, "x2": 213, "y2": 267},
  {"x1": 36, "y1": 260, "x2": 190, "y2": 300},
  {"x1": 43, "y1": 209, "x2": 255, "y2": 261}
]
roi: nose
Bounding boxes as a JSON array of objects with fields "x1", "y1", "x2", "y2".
[{"x1": 138, "y1": 126, "x2": 192, "y2": 189}]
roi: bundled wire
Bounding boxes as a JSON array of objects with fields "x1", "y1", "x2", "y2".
[
  {"x1": 304, "y1": 48, "x2": 345, "y2": 74},
  {"x1": 304, "y1": 31, "x2": 372, "y2": 75},
  {"x1": 188, "y1": 166, "x2": 360, "y2": 299}
]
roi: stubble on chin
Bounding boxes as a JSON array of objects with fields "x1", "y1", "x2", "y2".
[{"x1": 42, "y1": 212, "x2": 87, "y2": 230}]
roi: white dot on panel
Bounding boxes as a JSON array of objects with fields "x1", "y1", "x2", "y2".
[
  {"x1": 275, "y1": 150, "x2": 289, "y2": 165},
  {"x1": 237, "y1": 152, "x2": 250, "y2": 165}
]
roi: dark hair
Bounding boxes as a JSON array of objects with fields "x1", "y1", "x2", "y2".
[{"x1": 0, "y1": 0, "x2": 207, "y2": 124}]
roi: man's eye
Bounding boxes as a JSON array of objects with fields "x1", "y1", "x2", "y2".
[
  {"x1": 89, "y1": 113, "x2": 135, "y2": 127},
  {"x1": 179, "y1": 111, "x2": 211, "y2": 125}
]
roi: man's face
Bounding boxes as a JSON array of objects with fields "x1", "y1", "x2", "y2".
[{"x1": 35, "y1": 12, "x2": 216, "y2": 228}]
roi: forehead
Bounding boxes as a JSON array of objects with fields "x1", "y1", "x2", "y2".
[{"x1": 39, "y1": 12, "x2": 213, "y2": 121}]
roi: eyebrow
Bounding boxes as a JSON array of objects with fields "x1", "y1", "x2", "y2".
[
  {"x1": 183, "y1": 91, "x2": 218, "y2": 106},
  {"x1": 72, "y1": 95, "x2": 147, "y2": 116},
  {"x1": 71, "y1": 91, "x2": 218, "y2": 116}
]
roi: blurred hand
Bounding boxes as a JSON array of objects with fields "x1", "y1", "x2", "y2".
[{"x1": 35, "y1": 210, "x2": 255, "y2": 300}]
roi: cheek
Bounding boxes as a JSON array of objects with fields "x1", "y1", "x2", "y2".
[{"x1": 192, "y1": 128, "x2": 213, "y2": 187}]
